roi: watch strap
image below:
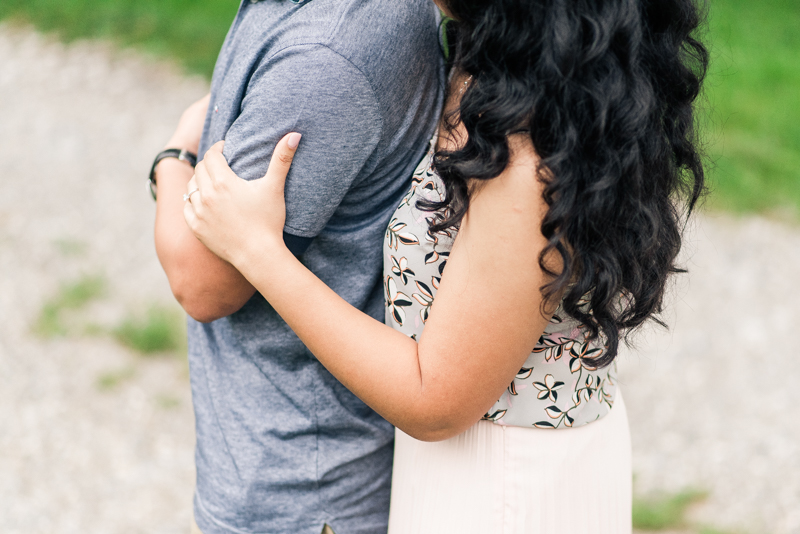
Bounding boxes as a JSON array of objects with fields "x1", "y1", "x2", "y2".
[{"x1": 148, "y1": 148, "x2": 198, "y2": 200}]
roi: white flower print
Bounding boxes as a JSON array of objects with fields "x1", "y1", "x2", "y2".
[
  {"x1": 385, "y1": 276, "x2": 413, "y2": 326},
  {"x1": 386, "y1": 218, "x2": 419, "y2": 250},
  {"x1": 390, "y1": 256, "x2": 416, "y2": 285},
  {"x1": 532, "y1": 336, "x2": 569, "y2": 361},
  {"x1": 532, "y1": 374, "x2": 565, "y2": 402},
  {"x1": 516, "y1": 367, "x2": 534, "y2": 379},
  {"x1": 568, "y1": 341, "x2": 603, "y2": 373},
  {"x1": 483, "y1": 409, "x2": 507, "y2": 422},
  {"x1": 411, "y1": 281, "x2": 434, "y2": 323}
]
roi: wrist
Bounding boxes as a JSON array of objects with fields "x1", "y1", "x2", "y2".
[
  {"x1": 235, "y1": 234, "x2": 294, "y2": 282},
  {"x1": 154, "y1": 157, "x2": 194, "y2": 183},
  {"x1": 150, "y1": 149, "x2": 197, "y2": 200},
  {"x1": 164, "y1": 137, "x2": 200, "y2": 154}
]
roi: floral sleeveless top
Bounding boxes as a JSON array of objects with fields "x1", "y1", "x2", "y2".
[{"x1": 383, "y1": 140, "x2": 618, "y2": 429}]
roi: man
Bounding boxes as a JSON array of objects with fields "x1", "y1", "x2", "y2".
[{"x1": 152, "y1": 0, "x2": 443, "y2": 532}]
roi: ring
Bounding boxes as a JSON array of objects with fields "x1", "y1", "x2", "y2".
[{"x1": 183, "y1": 188, "x2": 199, "y2": 202}]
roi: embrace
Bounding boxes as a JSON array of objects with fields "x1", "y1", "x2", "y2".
[{"x1": 151, "y1": 0, "x2": 707, "y2": 532}]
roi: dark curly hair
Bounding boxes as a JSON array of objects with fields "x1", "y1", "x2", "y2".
[{"x1": 423, "y1": 0, "x2": 709, "y2": 367}]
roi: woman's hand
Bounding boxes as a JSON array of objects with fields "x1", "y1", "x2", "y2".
[
  {"x1": 166, "y1": 94, "x2": 211, "y2": 154},
  {"x1": 183, "y1": 133, "x2": 302, "y2": 267}
]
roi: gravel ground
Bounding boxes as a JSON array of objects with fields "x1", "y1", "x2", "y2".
[
  {"x1": 0, "y1": 24, "x2": 205, "y2": 534},
  {"x1": 1, "y1": 23, "x2": 798, "y2": 534},
  {"x1": 620, "y1": 213, "x2": 800, "y2": 534}
]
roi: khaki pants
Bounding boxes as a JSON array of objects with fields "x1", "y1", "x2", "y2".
[{"x1": 191, "y1": 518, "x2": 335, "y2": 534}]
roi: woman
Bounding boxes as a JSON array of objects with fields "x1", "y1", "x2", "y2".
[{"x1": 183, "y1": 0, "x2": 707, "y2": 530}]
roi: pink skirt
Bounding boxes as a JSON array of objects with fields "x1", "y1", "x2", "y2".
[{"x1": 387, "y1": 392, "x2": 632, "y2": 534}]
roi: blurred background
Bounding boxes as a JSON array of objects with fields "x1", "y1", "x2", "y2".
[{"x1": 0, "y1": 0, "x2": 797, "y2": 533}]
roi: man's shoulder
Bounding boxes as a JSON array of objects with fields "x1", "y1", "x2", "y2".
[
  {"x1": 333, "y1": 1, "x2": 437, "y2": 55},
  {"x1": 276, "y1": 0, "x2": 441, "y2": 77},
  {"x1": 226, "y1": 0, "x2": 441, "y2": 80},
  {"x1": 322, "y1": 0, "x2": 439, "y2": 41},
  {"x1": 294, "y1": 0, "x2": 438, "y2": 42}
]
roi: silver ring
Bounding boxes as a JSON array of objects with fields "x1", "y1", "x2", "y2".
[{"x1": 183, "y1": 188, "x2": 199, "y2": 202}]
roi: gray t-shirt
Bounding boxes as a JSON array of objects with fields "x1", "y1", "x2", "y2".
[{"x1": 189, "y1": 1, "x2": 444, "y2": 533}]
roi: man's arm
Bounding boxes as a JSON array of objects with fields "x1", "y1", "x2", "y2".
[
  {"x1": 154, "y1": 95, "x2": 256, "y2": 323},
  {"x1": 156, "y1": 46, "x2": 383, "y2": 322},
  {"x1": 221, "y1": 45, "x2": 383, "y2": 242}
]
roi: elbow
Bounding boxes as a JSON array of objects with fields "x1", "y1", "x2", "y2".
[
  {"x1": 170, "y1": 280, "x2": 228, "y2": 324},
  {"x1": 156, "y1": 235, "x2": 247, "y2": 323},
  {"x1": 161, "y1": 258, "x2": 253, "y2": 323},
  {"x1": 180, "y1": 301, "x2": 225, "y2": 324},
  {"x1": 402, "y1": 421, "x2": 469, "y2": 443},
  {"x1": 397, "y1": 405, "x2": 476, "y2": 443},
  {"x1": 406, "y1": 427, "x2": 462, "y2": 443}
]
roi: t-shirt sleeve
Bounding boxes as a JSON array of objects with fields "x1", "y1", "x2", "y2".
[{"x1": 221, "y1": 44, "x2": 383, "y2": 253}]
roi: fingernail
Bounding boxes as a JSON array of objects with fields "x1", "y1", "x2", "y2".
[{"x1": 288, "y1": 133, "x2": 302, "y2": 149}]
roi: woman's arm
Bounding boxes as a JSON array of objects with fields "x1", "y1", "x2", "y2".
[{"x1": 186, "y1": 134, "x2": 553, "y2": 441}]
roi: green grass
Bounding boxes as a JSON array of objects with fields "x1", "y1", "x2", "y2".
[
  {"x1": 155, "y1": 394, "x2": 182, "y2": 409},
  {"x1": 697, "y1": 527, "x2": 738, "y2": 534},
  {"x1": 96, "y1": 366, "x2": 136, "y2": 391},
  {"x1": 33, "y1": 272, "x2": 185, "y2": 355},
  {"x1": 632, "y1": 489, "x2": 707, "y2": 530},
  {"x1": 113, "y1": 304, "x2": 185, "y2": 355},
  {"x1": 34, "y1": 274, "x2": 107, "y2": 337},
  {"x1": 0, "y1": 0, "x2": 238, "y2": 77},
  {"x1": 703, "y1": 0, "x2": 800, "y2": 218},
  {"x1": 53, "y1": 238, "x2": 88, "y2": 257}
]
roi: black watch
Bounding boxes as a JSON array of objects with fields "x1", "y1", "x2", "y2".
[{"x1": 148, "y1": 148, "x2": 198, "y2": 200}]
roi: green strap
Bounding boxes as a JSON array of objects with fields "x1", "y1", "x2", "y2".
[{"x1": 440, "y1": 15, "x2": 454, "y2": 61}]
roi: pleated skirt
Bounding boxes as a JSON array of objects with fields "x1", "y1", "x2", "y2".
[{"x1": 387, "y1": 392, "x2": 632, "y2": 534}]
